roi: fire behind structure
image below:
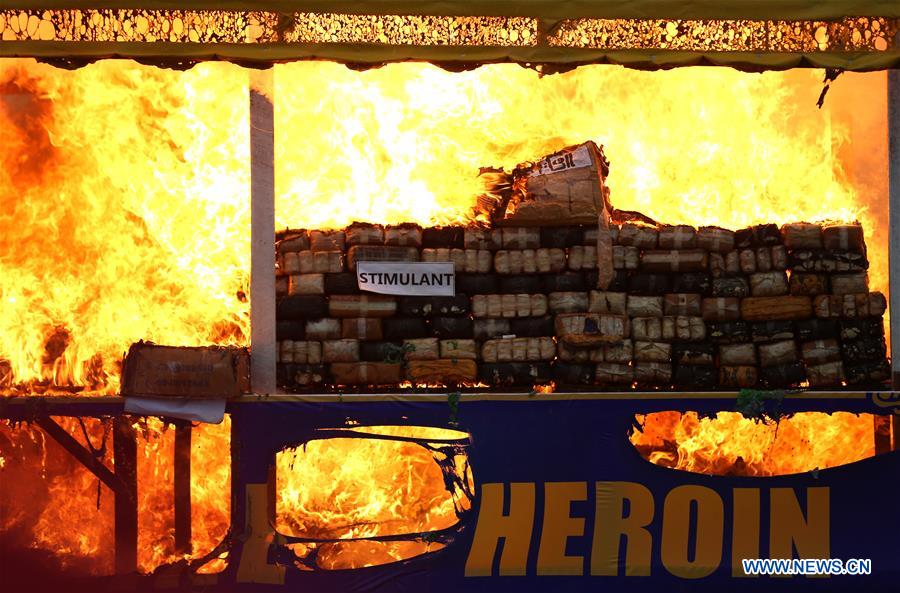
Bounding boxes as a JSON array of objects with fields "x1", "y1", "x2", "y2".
[{"x1": 1, "y1": 1, "x2": 899, "y2": 592}]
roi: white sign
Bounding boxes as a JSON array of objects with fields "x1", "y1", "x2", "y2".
[
  {"x1": 357, "y1": 262, "x2": 455, "y2": 296},
  {"x1": 531, "y1": 144, "x2": 592, "y2": 176}
]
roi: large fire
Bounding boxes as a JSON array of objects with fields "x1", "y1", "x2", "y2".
[{"x1": 0, "y1": 56, "x2": 890, "y2": 579}]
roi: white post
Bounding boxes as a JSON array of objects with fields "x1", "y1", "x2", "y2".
[{"x1": 250, "y1": 68, "x2": 277, "y2": 395}]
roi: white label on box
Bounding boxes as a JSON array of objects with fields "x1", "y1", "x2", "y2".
[
  {"x1": 357, "y1": 261, "x2": 455, "y2": 296},
  {"x1": 530, "y1": 144, "x2": 592, "y2": 176}
]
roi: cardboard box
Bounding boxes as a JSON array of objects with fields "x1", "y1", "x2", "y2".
[{"x1": 122, "y1": 341, "x2": 250, "y2": 399}]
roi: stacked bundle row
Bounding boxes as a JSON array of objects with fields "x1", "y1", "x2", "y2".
[{"x1": 274, "y1": 221, "x2": 889, "y2": 390}]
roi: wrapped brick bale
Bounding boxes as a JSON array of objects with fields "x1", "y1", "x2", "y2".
[
  {"x1": 631, "y1": 317, "x2": 662, "y2": 342},
  {"x1": 568, "y1": 245, "x2": 598, "y2": 271},
  {"x1": 674, "y1": 365, "x2": 717, "y2": 388},
  {"x1": 796, "y1": 318, "x2": 839, "y2": 341},
  {"x1": 276, "y1": 320, "x2": 306, "y2": 341},
  {"x1": 535, "y1": 248, "x2": 567, "y2": 273},
  {"x1": 457, "y1": 273, "x2": 500, "y2": 295},
  {"x1": 329, "y1": 295, "x2": 398, "y2": 318},
  {"x1": 841, "y1": 337, "x2": 887, "y2": 364},
  {"x1": 712, "y1": 277, "x2": 749, "y2": 298},
  {"x1": 322, "y1": 339, "x2": 360, "y2": 363},
  {"x1": 640, "y1": 250, "x2": 708, "y2": 273},
  {"x1": 325, "y1": 272, "x2": 361, "y2": 295},
  {"x1": 627, "y1": 295, "x2": 664, "y2": 317},
  {"x1": 724, "y1": 251, "x2": 742, "y2": 276},
  {"x1": 830, "y1": 273, "x2": 868, "y2": 295},
  {"x1": 499, "y1": 275, "x2": 543, "y2": 294},
  {"x1": 612, "y1": 245, "x2": 639, "y2": 270},
  {"x1": 751, "y1": 321, "x2": 794, "y2": 343},
  {"x1": 790, "y1": 273, "x2": 828, "y2": 296},
  {"x1": 604, "y1": 340, "x2": 634, "y2": 363},
  {"x1": 741, "y1": 296, "x2": 812, "y2": 321},
  {"x1": 719, "y1": 366, "x2": 759, "y2": 388},
  {"x1": 709, "y1": 253, "x2": 726, "y2": 279},
  {"x1": 276, "y1": 276, "x2": 289, "y2": 297},
  {"x1": 277, "y1": 295, "x2": 328, "y2": 320},
  {"x1": 790, "y1": 250, "x2": 868, "y2": 273},
  {"x1": 510, "y1": 316, "x2": 555, "y2": 337},
  {"x1": 758, "y1": 340, "x2": 797, "y2": 367},
  {"x1": 431, "y1": 317, "x2": 474, "y2": 339},
  {"x1": 734, "y1": 227, "x2": 754, "y2": 249},
  {"x1": 341, "y1": 318, "x2": 383, "y2": 340},
  {"x1": 399, "y1": 295, "x2": 469, "y2": 316},
  {"x1": 707, "y1": 321, "x2": 751, "y2": 344},
  {"x1": 304, "y1": 319, "x2": 339, "y2": 343},
  {"x1": 618, "y1": 223, "x2": 658, "y2": 249},
  {"x1": 584, "y1": 226, "x2": 618, "y2": 245},
  {"x1": 755, "y1": 247, "x2": 772, "y2": 272},
  {"x1": 472, "y1": 294, "x2": 547, "y2": 318},
  {"x1": 781, "y1": 223, "x2": 823, "y2": 250},
  {"x1": 658, "y1": 225, "x2": 697, "y2": 249},
  {"x1": 494, "y1": 250, "x2": 525, "y2": 274},
  {"x1": 701, "y1": 297, "x2": 741, "y2": 322},
  {"x1": 384, "y1": 224, "x2": 423, "y2": 247},
  {"x1": 281, "y1": 364, "x2": 325, "y2": 389},
  {"x1": 422, "y1": 226, "x2": 465, "y2": 248},
  {"x1": 813, "y1": 292, "x2": 886, "y2": 318},
  {"x1": 501, "y1": 227, "x2": 541, "y2": 249},
  {"x1": 440, "y1": 339, "x2": 479, "y2": 360},
  {"x1": 770, "y1": 246, "x2": 788, "y2": 270},
  {"x1": 360, "y1": 341, "x2": 404, "y2": 363},
  {"x1": 330, "y1": 362, "x2": 402, "y2": 386},
  {"x1": 627, "y1": 274, "x2": 672, "y2": 296},
  {"x1": 634, "y1": 341, "x2": 671, "y2": 363},
  {"x1": 555, "y1": 313, "x2": 629, "y2": 346},
  {"x1": 672, "y1": 342, "x2": 715, "y2": 365},
  {"x1": 845, "y1": 360, "x2": 890, "y2": 385},
  {"x1": 541, "y1": 226, "x2": 584, "y2": 248},
  {"x1": 752, "y1": 224, "x2": 782, "y2": 246},
  {"x1": 474, "y1": 319, "x2": 512, "y2": 340},
  {"x1": 298, "y1": 250, "x2": 344, "y2": 274},
  {"x1": 761, "y1": 362, "x2": 806, "y2": 388},
  {"x1": 663, "y1": 293, "x2": 702, "y2": 316},
  {"x1": 282, "y1": 252, "x2": 302, "y2": 275},
  {"x1": 383, "y1": 318, "x2": 429, "y2": 340},
  {"x1": 589, "y1": 291, "x2": 627, "y2": 315},
  {"x1": 822, "y1": 223, "x2": 865, "y2": 253},
  {"x1": 839, "y1": 318, "x2": 884, "y2": 341},
  {"x1": 553, "y1": 362, "x2": 596, "y2": 385},
  {"x1": 749, "y1": 272, "x2": 789, "y2": 297},
  {"x1": 596, "y1": 362, "x2": 634, "y2": 385},
  {"x1": 664, "y1": 316, "x2": 706, "y2": 341},
  {"x1": 542, "y1": 272, "x2": 587, "y2": 292},
  {"x1": 549, "y1": 292, "x2": 589, "y2": 313},
  {"x1": 800, "y1": 339, "x2": 841, "y2": 365},
  {"x1": 279, "y1": 340, "x2": 322, "y2": 365},
  {"x1": 738, "y1": 249, "x2": 757, "y2": 274},
  {"x1": 696, "y1": 226, "x2": 734, "y2": 253},
  {"x1": 347, "y1": 245, "x2": 419, "y2": 269},
  {"x1": 478, "y1": 362, "x2": 551, "y2": 386},
  {"x1": 719, "y1": 343, "x2": 757, "y2": 366},
  {"x1": 406, "y1": 359, "x2": 477, "y2": 384},
  {"x1": 590, "y1": 270, "x2": 628, "y2": 292},
  {"x1": 464, "y1": 228, "x2": 503, "y2": 250},
  {"x1": 288, "y1": 273, "x2": 325, "y2": 295},
  {"x1": 278, "y1": 231, "x2": 309, "y2": 252},
  {"x1": 345, "y1": 223, "x2": 384, "y2": 246},
  {"x1": 634, "y1": 362, "x2": 672, "y2": 384},
  {"x1": 673, "y1": 273, "x2": 712, "y2": 295},
  {"x1": 806, "y1": 361, "x2": 844, "y2": 388},
  {"x1": 309, "y1": 230, "x2": 345, "y2": 251},
  {"x1": 556, "y1": 341, "x2": 602, "y2": 363},
  {"x1": 403, "y1": 338, "x2": 440, "y2": 361}
]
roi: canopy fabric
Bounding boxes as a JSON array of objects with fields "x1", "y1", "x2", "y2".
[{"x1": 7, "y1": 1, "x2": 900, "y2": 20}]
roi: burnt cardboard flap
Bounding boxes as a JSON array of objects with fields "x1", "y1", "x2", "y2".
[{"x1": 121, "y1": 341, "x2": 250, "y2": 399}]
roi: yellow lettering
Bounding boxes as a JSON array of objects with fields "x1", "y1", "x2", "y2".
[
  {"x1": 591, "y1": 481, "x2": 654, "y2": 576},
  {"x1": 465, "y1": 482, "x2": 535, "y2": 577},
  {"x1": 536, "y1": 482, "x2": 587, "y2": 576},
  {"x1": 732, "y1": 488, "x2": 760, "y2": 577},
  {"x1": 770, "y1": 487, "x2": 829, "y2": 559},
  {"x1": 661, "y1": 485, "x2": 723, "y2": 579}
]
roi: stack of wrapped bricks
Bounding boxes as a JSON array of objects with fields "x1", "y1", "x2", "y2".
[{"x1": 275, "y1": 220, "x2": 889, "y2": 390}]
